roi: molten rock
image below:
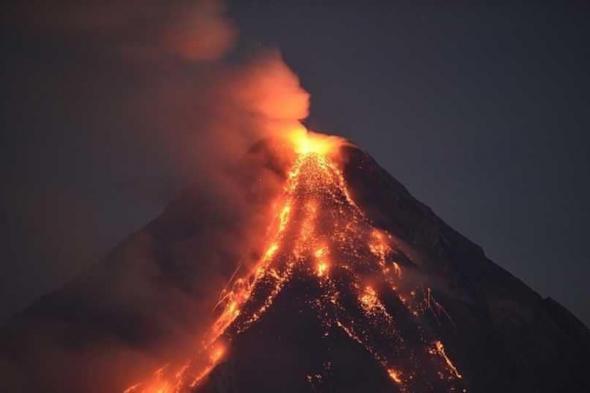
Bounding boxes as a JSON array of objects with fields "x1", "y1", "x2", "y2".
[{"x1": 1, "y1": 132, "x2": 589, "y2": 393}]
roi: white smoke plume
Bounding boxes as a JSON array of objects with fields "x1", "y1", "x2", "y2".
[{"x1": 0, "y1": 1, "x2": 311, "y2": 392}]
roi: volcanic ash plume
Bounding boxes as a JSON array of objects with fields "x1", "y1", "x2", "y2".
[{"x1": 0, "y1": 2, "x2": 314, "y2": 392}]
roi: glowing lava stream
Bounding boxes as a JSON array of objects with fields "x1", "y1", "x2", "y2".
[{"x1": 125, "y1": 126, "x2": 466, "y2": 393}]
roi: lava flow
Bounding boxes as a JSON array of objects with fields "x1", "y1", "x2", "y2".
[{"x1": 125, "y1": 125, "x2": 466, "y2": 393}]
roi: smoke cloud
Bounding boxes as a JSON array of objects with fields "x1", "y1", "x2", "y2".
[
  {"x1": 7, "y1": 0, "x2": 237, "y2": 61},
  {"x1": 1, "y1": 1, "x2": 310, "y2": 392}
]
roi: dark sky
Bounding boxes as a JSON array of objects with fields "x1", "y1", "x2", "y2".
[{"x1": 1, "y1": 0, "x2": 589, "y2": 327}]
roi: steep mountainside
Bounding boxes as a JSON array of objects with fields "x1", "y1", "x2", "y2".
[{"x1": 1, "y1": 141, "x2": 588, "y2": 393}]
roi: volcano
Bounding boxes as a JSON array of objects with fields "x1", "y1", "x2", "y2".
[{"x1": 1, "y1": 130, "x2": 589, "y2": 393}]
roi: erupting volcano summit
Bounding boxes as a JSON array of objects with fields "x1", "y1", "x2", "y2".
[
  {"x1": 126, "y1": 128, "x2": 467, "y2": 393},
  {"x1": 1, "y1": 127, "x2": 589, "y2": 393}
]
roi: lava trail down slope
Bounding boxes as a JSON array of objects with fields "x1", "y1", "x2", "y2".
[{"x1": 1, "y1": 129, "x2": 589, "y2": 393}]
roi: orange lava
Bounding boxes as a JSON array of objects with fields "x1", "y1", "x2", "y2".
[
  {"x1": 388, "y1": 368, "x2": 403, "y2": 384},
  {"x1": 124, "y1": 124, "x2": 465, "y2": 392}
]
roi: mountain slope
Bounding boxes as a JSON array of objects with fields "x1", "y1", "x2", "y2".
[
  {"x1": 1, "y1": 140, "x2": 588, "y2": 393},
  {"x1": 341, "y1": 145, "x2": 590, "y2": 393}
]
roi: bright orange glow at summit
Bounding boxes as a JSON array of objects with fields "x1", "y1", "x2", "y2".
[{"x1": 287, "y1": 124, "x2": 343, "y2": 156}]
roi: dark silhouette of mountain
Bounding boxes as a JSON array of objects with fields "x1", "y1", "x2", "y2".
[
  {"x1": 1, "y1": 143, "x2": 588, "y2": 393},
  {"x1": 340, "y1": 146, "x2": 590, "y2": 393}
]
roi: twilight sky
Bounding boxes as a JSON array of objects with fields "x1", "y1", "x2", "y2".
[{"x1": 1, "y1": 0, "x2": 589, "y2": 326}]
